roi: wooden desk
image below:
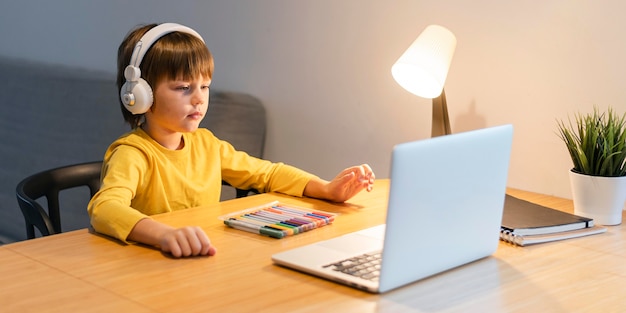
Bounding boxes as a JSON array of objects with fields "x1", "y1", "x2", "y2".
[{"x1": 1, "y1": 180, "x2": 625, "y2": 312}]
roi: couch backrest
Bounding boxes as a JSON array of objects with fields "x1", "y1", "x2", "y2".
[{"x1": 0, "y1": 57, "x2": 122, "y2": 243}]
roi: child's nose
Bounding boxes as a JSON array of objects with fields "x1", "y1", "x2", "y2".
[{"x1": 191, "y1": 89, "x2": 206, "y2": 105}]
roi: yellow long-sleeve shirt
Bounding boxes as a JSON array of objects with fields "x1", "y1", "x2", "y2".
[{"x1": 88, "y1": 127, "x2": 317, "y2": 242}]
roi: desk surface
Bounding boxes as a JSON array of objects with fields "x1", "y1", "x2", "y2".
[{"x1": 1, "y1": 180, "x2": 625, "y2": 312}]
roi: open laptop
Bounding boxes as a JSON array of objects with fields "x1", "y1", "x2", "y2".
[{"x1": 272, "y1": 124, "x2": 513, "y2": 293}]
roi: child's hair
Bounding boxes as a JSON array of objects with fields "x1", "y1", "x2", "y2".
[{"x1": 116, "y1": 23, "x2": 214, "y2": 128}]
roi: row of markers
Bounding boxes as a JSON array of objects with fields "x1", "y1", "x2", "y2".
[{"x1": 221, "y1": 201, "x2": 336, "y2": 239}]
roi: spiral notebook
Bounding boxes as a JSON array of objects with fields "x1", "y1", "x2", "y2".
[
  {"x1": 500, "y1": 225, "x2": 607, "y2": 246},
  {"x1": 272, "y1": 125, "x2": 513, "y2": 293},
  {"x1": 502, "y1": 194, "x2": 594, "y2": 236},
  {"x1": 500, "y1": 195, "x2": 607, "y2": 246}
]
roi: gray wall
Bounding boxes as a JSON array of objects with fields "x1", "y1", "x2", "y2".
[{"x1": 1, "y1": 1, "x2": 625, "y2": 219}]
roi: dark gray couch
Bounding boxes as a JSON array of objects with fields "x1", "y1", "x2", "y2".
[{"x1": 0, "y1": 57, "x2": 265, "y2": 244}]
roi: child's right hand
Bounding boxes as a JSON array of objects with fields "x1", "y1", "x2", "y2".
[
  {"x1": 128, "y1": 217, "x2": 217, "y2": 258},
  {"x1": 159, "y1": 226, "x2": 217, "y2": 258}
]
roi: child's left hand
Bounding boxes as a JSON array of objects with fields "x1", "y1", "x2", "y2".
[{"x1": 305, "y1": 164, "x2": 375, "y2": 203}]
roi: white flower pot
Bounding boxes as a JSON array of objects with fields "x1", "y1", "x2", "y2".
[{"x1": 569, "y1": 170, "x2": 626, "y2": 226}]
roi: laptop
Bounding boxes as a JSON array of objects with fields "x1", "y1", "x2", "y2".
[{"x1": 271, "y1": 125, "x2": 513, "y2": 293}]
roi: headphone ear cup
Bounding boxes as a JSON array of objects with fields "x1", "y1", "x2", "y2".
[{"x1": 120, "y1": 78, "x2": 153, "y2": 115}]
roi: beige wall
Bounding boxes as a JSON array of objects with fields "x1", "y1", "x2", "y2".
[{"x1": 1, "y1": 0, "x2": 624, "y2": 199}]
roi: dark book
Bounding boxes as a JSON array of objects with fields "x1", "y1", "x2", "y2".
[
  {"x1": 500, "y1": 195, "x2": 606, "y2": 246},
  {"x1": 500, "y1": 225, "x2": 607, "y2": 246},
  {"x1": 501, "y1": 194, "x2": 594, "y2": 236}
]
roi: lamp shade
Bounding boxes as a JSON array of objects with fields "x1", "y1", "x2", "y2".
[{"x1": 392, "y1": 25, "x2": 457, "y2": 99}]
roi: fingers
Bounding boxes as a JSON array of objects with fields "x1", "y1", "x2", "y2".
[
  {"x1": 161, "y1": 227, "x2": 216, "y2": 258},
  {"x1": 335, "y1": 164, "x2": 375, "y2": 189},
  {"x1": 325, "y1": 164, "x2": 376, "y2": 202},
  {"x1": 340, "y1": 164, "x2": 373, "y2": 181},
  {"x1": 355, "y1": 164, "x2": 375, "y2": 191}
]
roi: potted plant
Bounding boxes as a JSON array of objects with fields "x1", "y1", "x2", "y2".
[{"x1": 557, "y1": 106, "x2": 626, "y2": 225}]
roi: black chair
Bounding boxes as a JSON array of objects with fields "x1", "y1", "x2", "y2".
[
  {"x1": 16, "y1": 161, "x2": 102, "y2": 239},
  {"x1": 204, "y1": 91, "x2": 266, "y2": 199}
]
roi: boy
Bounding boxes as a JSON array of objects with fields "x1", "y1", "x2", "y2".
[{"x1": 88, "y1": 23, "x2": 375, "y2": 258}]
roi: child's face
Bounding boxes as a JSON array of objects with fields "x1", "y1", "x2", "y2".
[{"x1": 147, "y1": 76, "x2": 211, "y2": 134}]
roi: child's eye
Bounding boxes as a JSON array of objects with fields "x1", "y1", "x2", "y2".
[{"x1": 176, "y1": 86, "x2": 190, "y2": 91}]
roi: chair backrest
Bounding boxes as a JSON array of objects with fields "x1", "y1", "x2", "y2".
[
  {"x1": 16, "y1": 161, "x2": 102, "y2": 239},
  {"x1": 203, "y1": 91, "x2": 266, "y2": 158},
  {"x1": 202, "y1": 91, "x2": 267, "y2": 198}
]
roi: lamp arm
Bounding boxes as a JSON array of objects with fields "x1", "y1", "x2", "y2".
[{"x1": 431, "y1": 88, "x2": 451, "y2": 137}]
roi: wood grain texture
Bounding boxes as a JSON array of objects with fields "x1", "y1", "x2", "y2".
[{"x1": 1, "y1": 181, "x2": 624, "y2": 312}]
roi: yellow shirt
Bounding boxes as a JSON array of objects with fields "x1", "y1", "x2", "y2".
[{"x1": 88, "y1": 128, "x2": 316, "y2": 242}]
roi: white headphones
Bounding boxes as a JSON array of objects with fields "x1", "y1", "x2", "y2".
[{"x1": 120, "y1": 23, "x2": 205, "y2": 115}]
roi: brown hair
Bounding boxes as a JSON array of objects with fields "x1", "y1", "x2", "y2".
[{"x1": 116, "y1": 23, "x2": 214, "y2": 128}]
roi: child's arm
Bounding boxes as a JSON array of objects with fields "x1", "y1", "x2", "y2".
[
  {"x1": 303, "y1": 164, "x2": 375, "y2": 203},
  {"x1": 127, "y1": 218, "x2": 217, "y2": 258}
]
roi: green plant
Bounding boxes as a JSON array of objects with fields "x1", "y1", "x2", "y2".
[{"x1": 557, "y1": 107, "x2": 626, "y2": 177}]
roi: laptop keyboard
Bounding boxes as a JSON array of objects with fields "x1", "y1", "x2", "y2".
[{"x1": 323, "y1": 251, "x2": 382, "y2": 281}]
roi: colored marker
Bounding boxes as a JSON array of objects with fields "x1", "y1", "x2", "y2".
[
  {"x1": 254, "y1": 211, "x2": 306, "y2": 233},
  {"x1": 266, "y1": 207, "x2": 318, "y2": 224},
  {"x1": 274, "y1": 205, "x2": 334, "y2": 224},
  {"x1": 241, "y1": 214, "x2": 296, "y2": 235},
  {"x1": 270, "y1": 207, "x2": 325, "y2": 227},
  {"x1": 224, "y1": 218, "x2": 285, "y2": 239},
  {"x1": 222, "y1": 202, "x2": 336, "y2": 238}
]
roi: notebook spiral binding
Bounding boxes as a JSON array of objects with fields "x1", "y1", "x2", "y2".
[{"x1": 499, "y1": 229, "x2": 523, "y2": 246}]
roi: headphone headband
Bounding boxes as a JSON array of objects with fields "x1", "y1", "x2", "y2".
[{"x1": 128, "y1": 23, "x2": 205, "y2": 69}]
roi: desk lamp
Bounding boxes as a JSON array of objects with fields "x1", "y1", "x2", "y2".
[{"x1": 392, "y1": 25, "x2": 457, "y2": 137}]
